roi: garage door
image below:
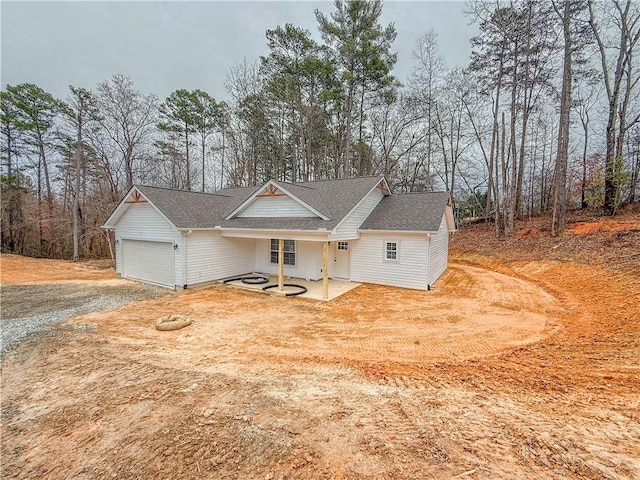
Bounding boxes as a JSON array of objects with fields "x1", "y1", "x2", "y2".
[{"x1": 122, "y1": 240, "x2": 174, "y2": 287}]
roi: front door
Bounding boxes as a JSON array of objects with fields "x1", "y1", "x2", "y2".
[{"x1": 334, "y1": 241, "x2": 350, "y2": 280}]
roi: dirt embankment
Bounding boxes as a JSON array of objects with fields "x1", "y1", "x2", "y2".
[{"x1": 1, "y1": 210, "x2": 639, "y2": 480}]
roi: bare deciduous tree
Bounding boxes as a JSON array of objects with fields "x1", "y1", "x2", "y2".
[{"x1": 96, "y1": 74, "x2": 158, "y2": 191}]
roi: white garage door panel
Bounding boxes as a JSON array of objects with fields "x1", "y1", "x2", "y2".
[{"x1": 123, "y1": 240, "x2": 174, "y2": 287}]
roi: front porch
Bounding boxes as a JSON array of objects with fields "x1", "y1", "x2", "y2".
[
  {"x1": 217, "y1": 231, "x2": 357, "y2": 299},
  {"x1": 221, "y1": 274, "x2": 361, "y2": 301}
]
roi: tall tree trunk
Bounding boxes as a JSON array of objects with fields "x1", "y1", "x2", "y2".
[
  {"x1": 480, "y1": 39, "x2": 505, "y2": 224},
  {"x1": 552, "y1": 0, "x2": 573, "y2": 236},
  {"x1": 498, "y1": 111, "x2": 507, "y2": 236},
  {"x1": 343, "y1": 81, "x2": 356, "y2": 178},
  {"x1": 616, "y1": 48, "x2": 636, "y2": 204},
  {"x1": 220, "y1": 127, "x2": 226, "y2": 189},
  {"x1": 73, "y1": 122, "x2": 83, "y2": 261},
  {"x1": 506, "y1": 45, "x2": 519, "y2": 236},
  {"x1": 588, "y1": 0, "x2": 639, "y2": 215},
  {"x1": 125, "y1": 146, "x2": 134, "y2": 190},
  {"x1": 36, "y1": 129, "x2": 53, "y2": 215},
  {"x1": 515, "y1": 5, "x2": 533, "y2": 218},
  {"x1": 185, "y1": 124, "x2": 191, "y2": 190},
  {"x1": 628, "y1": 147, "x2": 640, "y2": 203},
  {"x1": 486, "y1": 74, "x2": 502, "y2": 220},
  {"x1": 5, "y1": 123, "x2": 12, "y2": 179},
  {"x1": 202, "y1": 131, "x2": 206, "y2": 192},
  {"x1": 540, "y1": 124, "x2": 547, "y2": 212},
  {"x1": 579, "y1": 105, "x2": 590, "y2": 208}
]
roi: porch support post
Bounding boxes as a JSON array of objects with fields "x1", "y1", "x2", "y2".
[
  {"x1": 322, "y1": 241, "x2": 329, "y2": 300},
  {"x1": 278, "y1": 238, "x2": 284, "y2": 291}
]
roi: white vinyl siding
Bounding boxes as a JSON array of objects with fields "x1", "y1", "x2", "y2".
[
  {"x1": 114, "y1": 203, "x2": 182, "y2": 286},
  {"x1": 122, "y1": 240, "x2": 174, "y2": 287},
  {"x1": 350, "y1": 233, "x2": 428, "y2": 290},
  {"x1": 185, "y1": 232, "x2": 255, "y2": 285},
  {"x1": 428, "y1": 214, "x2": 449, "y2": 286},
  {"x1": 237, "y1": 196, "x2": 317, "y2": 218},
  {"x1": 334, "y1": 187, "x2": 385, "y2": 236},
  {"x1": 254, "y1": 239, "x2": 322, "y2": 280}
]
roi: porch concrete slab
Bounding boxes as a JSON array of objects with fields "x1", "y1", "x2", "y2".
[{"x1": 221, "y1": 274, "x2": 361, "y2": 301}]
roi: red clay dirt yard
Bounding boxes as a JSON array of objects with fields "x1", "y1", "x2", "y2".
[{"x1": 1, "y1": 209, "x2": 639, "y2": 479}]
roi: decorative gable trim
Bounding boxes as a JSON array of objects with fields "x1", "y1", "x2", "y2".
[
  {"x1": 102, "y1": 186, "x2": 177, "y2": 230},
  {"x1": 377, "y1": 181, "x2": 391, "y2": 195},
  {"x1": 124, "y1": 190, "x2": 148, "y2": 204},
  {"x1": 225, "y1": 180, "x2": 330, "y2": 220},
  {"x1": 256, "y1": 184, "x2": 287, "y2": 198}
]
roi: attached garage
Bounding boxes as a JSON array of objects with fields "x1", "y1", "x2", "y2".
[
  {"x1": 122, "y1": 239, "x2": 175, "y2": 287},
  {"x1": 103, "y1": 194, "x2": 183, "y2": 289}
]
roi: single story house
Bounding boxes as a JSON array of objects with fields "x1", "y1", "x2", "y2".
[{"x1": 102, "y1": 176, "x2": 455, "y2": 297}]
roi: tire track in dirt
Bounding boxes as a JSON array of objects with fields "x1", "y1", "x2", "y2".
[{"x1": 3, "y1": 250, "x2": 639, "y2": 479}]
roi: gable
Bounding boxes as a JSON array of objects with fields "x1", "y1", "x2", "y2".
[
  {"x1": 230, "y1": 182, "x2": 325, "y2": 219},
  {"x1": 333, "y1": 179, "x2": 388, "y2": 235},
  {"x1": 103, "y1": 186, "x2": 176, "y2": 230},
  {"x1": 237, "y1": 195, "x2": 318, "y2": 218},
  {"x1": 116, "y1": 202, "x2": 177, "y2": 240}
]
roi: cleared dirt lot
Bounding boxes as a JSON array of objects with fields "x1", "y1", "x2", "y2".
[
  {"x1": 0, "y1": 254, "x2": 117, "y2": 284},
  {"x1": 1, "y1": 215, "x2": 639, "y2": 480}
]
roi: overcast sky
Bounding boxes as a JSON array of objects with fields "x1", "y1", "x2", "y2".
[{"x1": 1, "y1": 1, "x2": 477, "y2": 102}]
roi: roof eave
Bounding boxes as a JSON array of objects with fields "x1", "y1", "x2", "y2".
[
  {"x1": 358, "y1": 228, "x2": 435, "y2": 235},
  {"x1": 219, "y1": 227, "x2": 331, "y2": 241}
]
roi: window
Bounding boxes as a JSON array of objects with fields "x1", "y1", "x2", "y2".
[
  {"x1": 270, "y1": 239, "x2": 295, "y2": 266},
  {"x1": 385, "y1": 241, "x2": 398, "y2": 261},
  {"x1": 337, "y1": 241, "x2": 349, "y2": 250}
]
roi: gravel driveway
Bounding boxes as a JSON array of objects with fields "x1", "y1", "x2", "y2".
[{"x1": 0, "y1": 282, "x2": 166, "y2": 357}]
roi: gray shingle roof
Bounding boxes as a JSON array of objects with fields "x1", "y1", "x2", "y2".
[
  {"x1": 290, "y1": 176, "x2": 384, "y2": 222},
  {"x1": 123, "y1": 177, "x2": 444, "y2": 232},
  {"x1": 359, "y1": 192, "x2": 450, "y2": 232},
  {"x1": 220, "y1": 176, "x2": 383, "y2": 230},
  {"x1": 135, "y1": 186, "x2": 248, "y2": 229}
]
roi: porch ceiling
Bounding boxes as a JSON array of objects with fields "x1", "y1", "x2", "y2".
[{"x1": 219, "y1": 228, "x2": 331, "y2": 241}]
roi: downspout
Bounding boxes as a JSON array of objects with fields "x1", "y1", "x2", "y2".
[
  {"x1": 181, "y1": 230, "x2": 192, "y2": 290},
  {"x1": 427, "y1": 233, "x2": 432, "y2": 290}
]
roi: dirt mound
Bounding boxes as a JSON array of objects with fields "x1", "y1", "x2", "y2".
[
  {"x1": 568, "y1": 220, "x2": 640, "y2": 234},
  {"x1": 451, "y1": 207, "x2": 640, "y2": 272}
]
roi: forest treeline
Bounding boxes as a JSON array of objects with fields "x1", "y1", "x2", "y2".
[{"x1": 1, "y1": 0, "x2": 639, "y2": 259}]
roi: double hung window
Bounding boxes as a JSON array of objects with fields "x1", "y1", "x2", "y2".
[
  {"x1": 385, "y1": 241, "x2": 398, "y2": 261},
  {"x1": 270, "y1": 239, "x2": 295, "y2": 265}
]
